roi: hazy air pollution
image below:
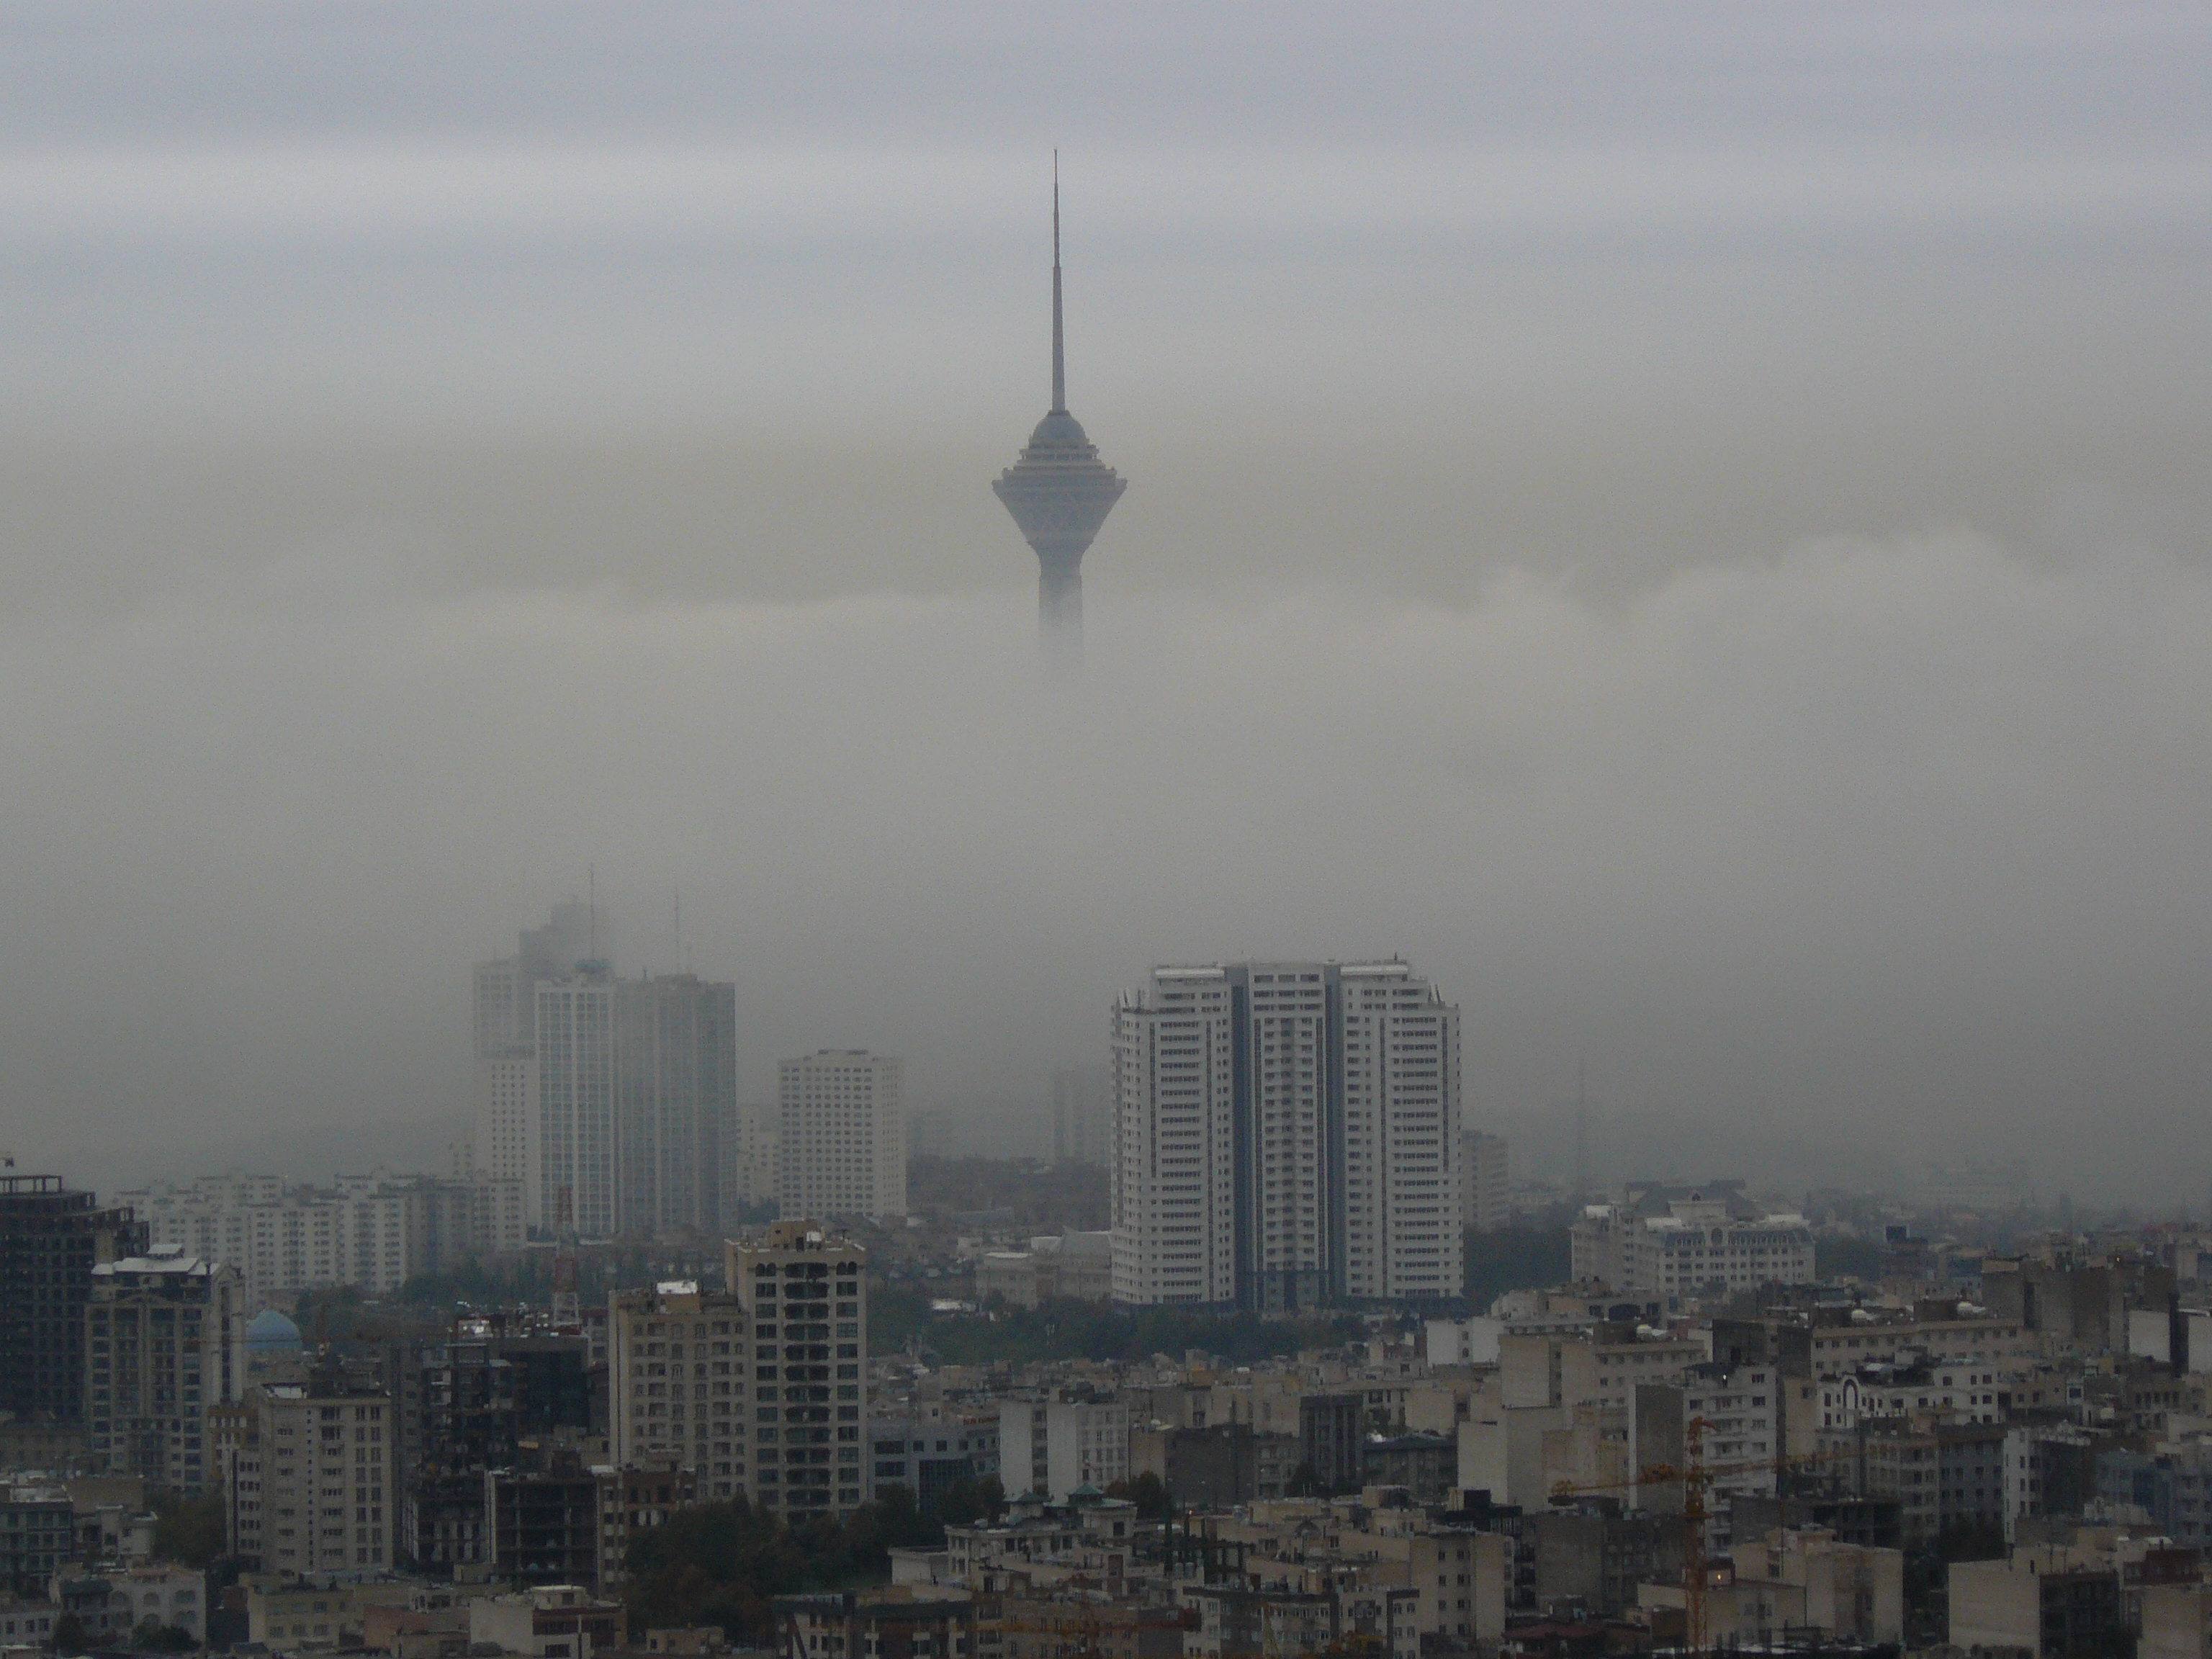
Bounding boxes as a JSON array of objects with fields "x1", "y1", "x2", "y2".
[{"x1": 3, "y1": 3, "x2": 2209, "y2": 1208}]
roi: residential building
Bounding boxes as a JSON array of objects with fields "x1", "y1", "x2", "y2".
[
  {"x1": 729, "y1": 1220, "x2": 870, "y2": 1521},
  {"x1": 615, "y1": 975, "x2": 737, "y2": 1237},
  {"x1": 51, "y1": 1564, "x2": 204, "y2": 1646},
  {"x1": 1109, "y1": 960, "x2": 1462, "y2": 1310},
  {"x1": 774, "y1": 1591, "x2": 974, "y2": 1659},
  {"x1": 608, "y1": 1281, "x2": 747, "y2": 1494},
  {"x1": 120, "y1": 1171, "x2": 515, "y2": 1308},
  {"x1": 778, "y1": 1051, "x2": 905, "y2": 1222},
  {"x1": 597, "y1": 1457, "x2": 696, "y2": 1588},
  {"x1": 975, "y1": 1232, "x2": 1114, "y2": 1309},
  {"x1": 487, "y1": 1462, "x2": 601, "y2": 1587},
  {"x1": 0, "y1": 1482, "x2": 75, "y2": 1592},
  {"x1": 84, "y1": 1248, "x2": 246, "y2": 1493},
  {"x1": 1570, "y1": 1182, "x2": 1814, "y2": 1308},
  {"x1": 0, "y1": 1173, "x2": 145, "y2": 1424},
  {"x1": 1637, "y1": 1528, "x2": 1903, "y2": 1646},
  {"x1": 1949, "y1": 1550, "x2": 2126, "y2": 1658},
  {"x1": 220, "y1": 1383, "x2": 395, "y2": 1574},
  {"x1": 469, "y1": 1585, "x2": 624, "y2": 1658},
  {"x1": 998, "y1": 1398, "x2": 1128, "y2": 1500},
  {"x1": 865, "y1": 1417, "x2": 999, "y2": 1512},
  {"x1": 1465, "y1": 1131, "x2": 1510, "y2": 1233}
]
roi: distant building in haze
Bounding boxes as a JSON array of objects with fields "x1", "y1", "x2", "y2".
[
  {"x1": 1053, "y1": 1064, "x2": 1112, "y2": 1166},
  {"x1": 475, "y1": 904, "x2": 737, "y2": 1238},
  {"x1": 1110, "y1": 961, "x2": 1462, "y2": 1310},
  {"x1": 778, "y1": 1051, "x2": 906, "y2": 1223},
  {"x1": 1464, "y1": 1130, "x2": 1511, "y2": 1233}
]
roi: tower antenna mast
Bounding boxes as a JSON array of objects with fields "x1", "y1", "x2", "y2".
[{"x1": 1051, "y1": 149, "x2": 1065, "y2": 415}]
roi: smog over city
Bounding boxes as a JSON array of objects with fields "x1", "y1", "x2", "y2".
[{"x1": 4, "y1": 2, "x2": 2211, "y2": 1208}]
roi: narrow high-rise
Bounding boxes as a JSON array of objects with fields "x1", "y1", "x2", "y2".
[{"x1": 993, "y1": 160, "x2": 1126, "y2": 657}]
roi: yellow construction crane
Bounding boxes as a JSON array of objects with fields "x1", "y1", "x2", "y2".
[{"x1": 1547, "y1": 1421, "x2": 1856, "y2": 1655}]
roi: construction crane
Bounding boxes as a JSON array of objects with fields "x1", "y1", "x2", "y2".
[{"x1": 1547, "y1": 1420, "x2": 1856, "y2": 1655}]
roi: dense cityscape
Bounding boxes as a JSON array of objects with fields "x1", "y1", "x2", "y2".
[{"x1": 4, "y1": 902, "x2": 2211, "y2": 1659}]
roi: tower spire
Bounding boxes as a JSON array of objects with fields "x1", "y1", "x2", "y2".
[
  {"x1": 993, "y1": 152, "x2": 1125, "y2": 662},
  {"x1": 1051, "y1": 150, "x2": 1066, "y2": 415}
]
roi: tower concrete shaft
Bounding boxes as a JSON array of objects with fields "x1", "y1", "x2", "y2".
[{"x1": 994, "y1": 158, "x2": 1125, "y2": 658}]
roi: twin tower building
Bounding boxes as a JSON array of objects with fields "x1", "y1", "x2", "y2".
[{"x1": 1110, "y1": 961, "x2": 1465, "y2": 1311}]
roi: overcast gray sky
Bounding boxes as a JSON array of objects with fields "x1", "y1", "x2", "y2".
[{"x1": 3, "y1": 1, "x2": 2209, "y2": 1202}]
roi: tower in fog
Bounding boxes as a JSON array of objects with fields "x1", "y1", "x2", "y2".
[{"x1": 993, "y1": 158, "x2": 1127, "y2": 660}]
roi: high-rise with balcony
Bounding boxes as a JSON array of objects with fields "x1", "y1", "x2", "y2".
[
  {"x1": 1110, "y1": 961, "x2": 1462, "y2": 1310},
  {"x1": 728, "y1": 1220, "x2": 869, "y2": 1522}
]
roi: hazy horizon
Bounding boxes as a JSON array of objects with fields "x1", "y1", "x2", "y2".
[{"x1": 4, "y1": 3, "x2": 2210, "y2": 1206}]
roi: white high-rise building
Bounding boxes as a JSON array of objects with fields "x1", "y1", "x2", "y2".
[
  {"x1": 778, "y1": 1052, "x2": 905, "y2": 1222},
  {"x1": 536, "y1": 973, "x2": 617, "y2": 1238},
  {"x1": 1110, "y1": 960, "x2": 1462, "y2": 1309},
  {"x1": 1110, "y1": 969, "x2": 1236, "y2": 1306},
  {"x1": 1336, "y1": 961, "x2": 1460, "y2": 1300}
]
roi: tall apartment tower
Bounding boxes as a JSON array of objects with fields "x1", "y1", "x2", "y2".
[
  {"x1": 472, "y1": 900, "x2": 601, "y2": 1222},
  {"x1": 536, "y1": 971, "x2": 617, "y2": 1238},
  {"x1": 1110, "y1": 970, "x2": 1237, "y2": 1305},
  {"x1": 615, "y1": 975, "x2": 737, "y2": 1236},
  {"x1": 609, "y1": 1280, "x2": 748, "y2": 1497},
  {"x1": 0, "y1": 1172, "x2": 145, "y2": 1424},
  {"x1": 778, "y1": 1051, "x2": 906, "y2": 1222},
  {"x1": 992, "y1": 161, "x2": 1127, "y2": 658},
  {"x1": 728, "y1": 1220, "x2": 868, "y2": 1521},
  {"x1": 85, "y1": 1248, "x2": 245, "y2": 1494},
  {"x1": 1110, "y1": 961, "x2": 1462, "y2": 1310}
]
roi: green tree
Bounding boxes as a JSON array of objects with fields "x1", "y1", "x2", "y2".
[
  {"x1": 1105, "y1": 1471, "x2": 1169, "y2": 1519},
  {"x1": 152, "y1": 1494, "x2": 227, "y2": 1569}
]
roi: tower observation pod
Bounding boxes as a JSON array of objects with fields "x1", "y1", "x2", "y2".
[{"x1": 992, "y1": 156, "x2": 1127, "y2": 664}]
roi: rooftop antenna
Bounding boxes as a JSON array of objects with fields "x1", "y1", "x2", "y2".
[
  {"x1": 1051, "y1": 149, "x2": 1066, "y2": 415},
  {"x1": 588, "y1": 863, "x2": 597, "y2": 960},
  {"x1": 672, "y1": 886, "x2": 680, "y2": 976}
]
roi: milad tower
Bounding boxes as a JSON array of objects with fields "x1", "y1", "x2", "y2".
[{"x1": 992, "y1": 160, "x2": 1127, "y2": 661}]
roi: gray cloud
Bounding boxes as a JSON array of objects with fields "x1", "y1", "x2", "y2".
[
  {"x1": 6, "y1": 527, "x2": 2207, "y2": 1200},
  {"x1": 0, "y1": 3, "x2": 2207, "y2": 1208}
]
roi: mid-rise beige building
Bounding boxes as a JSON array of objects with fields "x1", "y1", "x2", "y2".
[
  {"x1": 729, "y1": 1220, "x2": 869, "y2": 1522},
  {"x1": 220, "y1": 1384, "x2": 395, "y2": 1575},
  {"x1": 609, "y1": 1281, "x2": 750, "y2": 1497}
]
